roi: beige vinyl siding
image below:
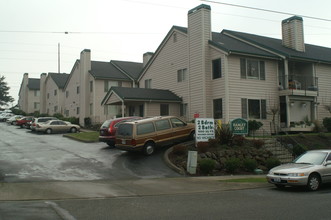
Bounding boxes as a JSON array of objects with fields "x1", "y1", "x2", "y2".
[
  {"x1": 140, "y1": 31, "x2": 189, "y2": 108},
  {"x1": 46, "y1": 77, "x2": 62, "y2": 115},
  {"x1": 316, "y1": 64, "x2": 331, "y2": 121},
  {"x1": 227, "y1": 55, "x2": 279, "y2": 131},
  {"x1": 210, "y1": 48, "x2": 227, "y2": 120},
  {"x1": 144, "y1": 102, "x2": 179, "y2": 117},
  {"x1": 64, "y1": 65, "x2": 80, "y2": 117}
]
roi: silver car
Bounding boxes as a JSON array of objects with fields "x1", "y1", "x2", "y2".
[
  {"x1": 267, "y1": 150, "x2": 331, "y2": 191},
  {"x1": 35, "y1": 120, "x2": 80, "y2": 134}
]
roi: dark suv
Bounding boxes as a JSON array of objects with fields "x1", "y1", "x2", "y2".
[{"x1": 99, "y1": 117, "x2": 141, "y2": 147}]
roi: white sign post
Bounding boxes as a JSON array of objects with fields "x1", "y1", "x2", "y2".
[{"x1": 195, "y1": 118, "x2": 215, "y2": 142}]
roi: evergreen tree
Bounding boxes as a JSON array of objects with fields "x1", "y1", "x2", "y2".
[{"x1": 0, "y1": 75, "x2": 14, "y2": 106}]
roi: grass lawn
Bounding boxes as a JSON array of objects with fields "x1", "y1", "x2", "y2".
[
  {"x1": 65, "y1": 131, "x2": 99, "y2": 142},
  {"x1": 219, "y1": 177, "x2": 266, "y2": 183}
]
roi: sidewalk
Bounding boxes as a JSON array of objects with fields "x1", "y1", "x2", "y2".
[{"x1": 0, "y1": 175, "x2": 269, "y2": 201}]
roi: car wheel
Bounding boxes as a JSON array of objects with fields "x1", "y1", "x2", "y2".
[
  {"x1": 45, "y1": 128, "x2": 52, "y2": 134},
  {"x1": 70, "y1": 127, "x2": 77, "y2": 133},
  {"x1": 307, "y1": 174, "x2": 321, "y2": 191},
  {"x1": 189, "y1": 131, "x2": 195, "y2": 140},
  {"x1": 143, "y1": 142, "x2": 155, "y2": 156}
]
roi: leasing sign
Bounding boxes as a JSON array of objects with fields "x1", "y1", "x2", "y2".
[{"x1": 195, "y1": 118, "x2": 215, "y2": 142}]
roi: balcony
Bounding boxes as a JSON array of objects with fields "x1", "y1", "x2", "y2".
[{"x1": 278, "y1": 75, "x2": 318, "y2": 97}]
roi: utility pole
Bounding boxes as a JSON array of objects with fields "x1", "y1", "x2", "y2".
[{"x1": 58, "y1": 43, "x2": 60, "y2": 73}]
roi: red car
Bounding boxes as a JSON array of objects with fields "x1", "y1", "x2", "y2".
[
  {"x1": 16, "y1": 116, "x2": 34, "y2": 128},
  {"x1": 99, "y1": 117, "x2": 141, "y2": 147}
]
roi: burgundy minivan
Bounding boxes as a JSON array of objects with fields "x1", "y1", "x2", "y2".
[{"x1": 99, "y1": 117, "x2": 141, "y2": 147}]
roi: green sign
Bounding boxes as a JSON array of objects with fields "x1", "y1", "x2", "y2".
[{"x1": 230, "y1": 118, "x2": 248, "y2": 135}]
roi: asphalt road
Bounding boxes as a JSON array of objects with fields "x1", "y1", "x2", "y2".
[
  {"x1": 2, "y1": 186, "x2": 331, "y2": 220},
  {"x1": 0, "y1": 122, "x2": 179, "y2": 182}
]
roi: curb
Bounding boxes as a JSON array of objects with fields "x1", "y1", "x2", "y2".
[{"x1": 163, "y1": 147, "x2": 187, "y2": 175}]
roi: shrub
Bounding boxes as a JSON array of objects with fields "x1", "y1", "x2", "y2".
[
  {"x1": 248, "y1": 120, "x2": 263, "y2": 136},
  {"x1": 243, "y1": 159, "x2": 258, "y2": 172},
  {"x1": 266, "y1": 157, "x2": 281, "y2": 170},
  {"x1": 232, "y1": 135, "x2": 246, "y2": 147},
  {"x1": 172, "y1": 144, "x2": 188, "y2": 156},
  {"x1": 197, "y1": 142, "x2": 209, "y2": 153},
  {"x1": 53, "y1": 113, "x2": 64, "y2": 120},
  {"x1": 199, "y1": 158, "x2": 216, "y2": 175},
  {"x1": 224, "y1": 158, "x2": 241, "y2": 174},
  {"x1": 292, "y1": 144, "x2": 308, "y2": 157},
  {"x1": 250, "y1": 139, "x2": 265, "y2": 149},
  {"x1": 217, "y1": 124, "x2": 233, "y2": 146},
  {"x1": 313, "y1": 120, "x2": 323, "y2": 133},
  {"x1": 323, "y1": 117, "x2": 331, "y2": 132},
  {"x1": 208, "y1": 139, "x2": 219, "y2": 148}
]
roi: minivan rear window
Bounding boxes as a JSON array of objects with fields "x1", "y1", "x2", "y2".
[
  {"x1": 117, "y1": 124, "x2": 133, "y2": 136},
  {"x1": 137, "y1": 122, "x2": 155, "y2": 135}
]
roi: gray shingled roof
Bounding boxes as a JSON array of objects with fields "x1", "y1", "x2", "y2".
[
  {"x1": 89, "y1": 61, "x2": 130, "y2": 80},
  {"x1": 49, "y1": 73, "x2": 69, "y2": 89},
  {"x1": 172, "y1": 26, "x2": 331, "y2": 63},
  {"x1": 111, "y1": 60, "x2": 143, "y2": 80},
  {"x1": 27, "y1": 78, "x2": 40, "y2": 90},
  {"x1": 102, "y1": 87, "x2": 182, "y2": 105}
]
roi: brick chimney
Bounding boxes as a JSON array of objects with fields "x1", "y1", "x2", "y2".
[{"x1": 282, "y1": 16, "x2": 305, "y2": 52}]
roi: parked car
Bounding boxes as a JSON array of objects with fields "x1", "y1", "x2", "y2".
[
  {"x1": 35, "y1": 119, "x2": 80, "y2": 134},
  {"x1": 0, "y1": 113, "x2": 14, "y2": 122},
  {"x1": 115, "y1": 116, "x2": 195, "y2": 155},
  {"x1": 30, "y1": 117, "x2": 57, "y2": 131},
  {"x1": 6, "y1": 115, "x2": 23, "y2": 125},
  {"x1": 99, "y1": 117, "x2": 141, "y2": 147},
  {"x1": 16, "y1": 116, "x2": 34, "y2": 128},
  {"x1": 267, "y1": 150, "x2": 331, "y2": 191}
]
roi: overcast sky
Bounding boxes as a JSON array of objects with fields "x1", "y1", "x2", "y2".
[{"x1": 1, "y1": 0, "x2": 331, "y2": 106}]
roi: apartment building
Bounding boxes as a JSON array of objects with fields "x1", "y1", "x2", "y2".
[
  {"x1": 102, "y1": 4, "x2": 331, "y2": 133},
  {"x1": 18, "y1": 73, "x2": 40, "y2": 114}
]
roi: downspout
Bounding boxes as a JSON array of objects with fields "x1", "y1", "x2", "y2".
[{"x1": 121, "y1": 100, "x2": 125, "y2": 117}]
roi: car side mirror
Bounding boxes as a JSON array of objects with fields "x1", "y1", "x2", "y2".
[{"x1": 324, "y1": 161, "x2": 331, "y2": 166}]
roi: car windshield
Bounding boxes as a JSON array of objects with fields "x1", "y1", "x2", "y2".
[
  {"x1": 101, "y1": 120, "x2": 112, "y2": 129},
  {"x1": 293, "y1": 151, "x2": 328, "y2": 165}
]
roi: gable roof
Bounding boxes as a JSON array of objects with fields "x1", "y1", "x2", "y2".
[
  {"x1": 48, "y1": 73, "x2": 69, "y2": 89},
  {"x1": 102, "y1": 87, "x2": 182, "y2": 105},
  {"x1": 27, "y1": 78, "x2": 40, "y2": 90},
  {"x1": 217, "y1": 30, "x2": 331, "y2": 64},
  {"x1": 89, "y1": 61, "x2": 131, "y2": 81},
  {"x1": 110, "y1": 60, "x2": 143, "y2": 80}
]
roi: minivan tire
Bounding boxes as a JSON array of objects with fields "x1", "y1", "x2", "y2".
[{"x1": 143, "y1": 142, "x2": 155, "y2": 156}]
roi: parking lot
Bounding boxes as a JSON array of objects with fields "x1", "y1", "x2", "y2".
[{"x1": 0, "y1": 122, "x2": 179, "y2": 182}]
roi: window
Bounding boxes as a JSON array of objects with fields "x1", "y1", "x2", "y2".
[
  {"x1": 212, "y1": 59, "x2": 222, "y2": 79},
  {"x1": 77, "y1": 86, "x2": 80, "y2": 94},
  {"x1": 104, "y1": 81, "x2": 119, "y2": 92},
  {"x1": 54, "y1": 106, "x2": 58, "y2": 112},
  {"x1": 66, "y1": 91, "x2": 69, "y2": 98},
  {"x1": 137, "y1": 123, "x2": 155, "y2": 135},
  {"x1": 155, "y1": 119, "x2": 171, "y2": 131},
  {"x1": 160, "y1": 104, "x2": 169, "y2": 116},
  {"x1": 213, "y1": 98, "x2": 223, "y2": 119},
  {"x1": 90, "y1": 81, "x2": 93, "y2": 92},
  {"x1": 34, "y1": 102, "x2": 40, "y2": 109},
  {"x1": 241, "y1": 98, "x2": 266, "y2": 119},
  {"x1": 145, "y1": 79, "x2": 152, "y2": 88},
  {"x1": 54, "y1": 90, "x2": 57, "y2": 96},
  {"x1": 76, "y1": 107, "x2": 80, "y2": 114},
  {"x1": 90, "y1": 103, "x2": 93, "y2": 115},
  {"x1": 47, "y1": 93, "x2": 50, "y2": 99},
  {"x1": 173, "y1": 33, "x2": 177, "y2": 43},
  {"x1": 180, "y1": 103, "x2": 188, "y2": 117},
  {"x1": 177, "y1": 69, "x2": 187, "y2": 82},
  {"x1": 34, "y1": 90, "x2": 40, "y2": 97},
  {"x1": 240, "y1": 58, "x2": 265, "y2": 80},
  {"x1": 170, "y1": 118, "x2": 185, "y2": 128},
  {"x1": 65, "y1": 110, "x2": 69, "y2": 117}
]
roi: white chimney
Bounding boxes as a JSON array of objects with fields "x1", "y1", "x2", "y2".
[
  {"x1": 282, "y1": 16, "x2": 305, "y2": 52},
  {"x1": 143, "y1": 52, "x2": 153, "y2": 67}
]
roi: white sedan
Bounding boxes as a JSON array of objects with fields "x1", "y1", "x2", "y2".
[
  {"x1": 35, "y1": 120, "x2": 80, "y2": 134},
  {"x1": 267, "y1": 150, "x2": 331, "y2": 191}
]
